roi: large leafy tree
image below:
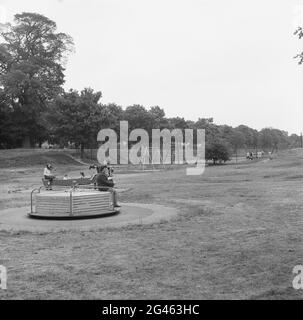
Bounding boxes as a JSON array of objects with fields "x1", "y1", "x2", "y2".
[
  {"x1": 0, "y1": 91, "x2": 18, "y2": 148},
  {"x1": 258, "y1": 128, "x2": 289, "y2": 152},
  {"x1": 194, "y1": 117, "x2": 220, "y2": 144},
  {"x1": 0, "y1": 12, "x2": 73, "y2": 147},
  {"x1": 167, "y1": 117, "x2": 187, "y2": 130},
  {"x1": 46, "y1": 88, "x2": 102, "y2": 157},
  {"x1": 124, "y1": 105, "x2": 153, "y2": 132},
  {"x1": 97, "y1": 103, "x2": 124, "y2": 134},
  {"x1": 149, "y1": 106, "x2": 167, "y2": 129},
  {"x1": 235, "y1": 125, "x2": 258, "y2": 149},
  {"x1": 229, "y1": 129, "x2": 245, "y2": 159}
]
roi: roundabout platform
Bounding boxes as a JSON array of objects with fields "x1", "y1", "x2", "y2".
[
  {"x1": 0, "y1": 203, "x2": 178, "y2": 232},
  {"x1": 30, "y1": 189, "x2": 117, "y2": 219}
]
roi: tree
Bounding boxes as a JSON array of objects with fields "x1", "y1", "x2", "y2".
[
  {"x1": 230, "y1": 129, "x2": 245, "y2": 161},
  {"x1": 0, "y1": 91, "x2": 19, "y2": 148},
  {"x1": 258, "y1": 128, "x2": 289, "y2": 152},
  {"x1": 124, "y1": 105, "x2": 153, "y2": 132},
  {"x1": 149, "y1": 106, "x2": 167, "y2": 129},
  {"x1": 235, "y1": 125, "x2": 258, "y2": 150},
  {"x1": 45, "y1": 88, "x2": 102, "y2": 158},
  {"x1": 97, "y1": 103, "x2": 124, "y2": 134},
  {"x1": 206, "y1": 142, "x2": 230, "y2": 165},
  {"x1": 217, "y1": 125, "x2": 234, "y2": 147},
  {"x1": 167, "y1": 117, "x2": 187, "y2": 130},
  {"x1": 0, "y1": 12, "x2": 74, "y2": 147},
  {"x1": 195, "y1": 118, "x2": 220, "y2": 145},
  {"x1": 294, "y1": 27, "x2": 303, "y2": 64},
  {"x1": 289, "y1": 133, "x2": 301, "y2": 148}
]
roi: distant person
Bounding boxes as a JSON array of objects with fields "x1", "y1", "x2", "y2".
[
  {"x1": 95, "y1": 166, "x2": 120, "y2": 208},
  {"x1": 44, "y1": 164, "x2": 55, "y2": 190}
]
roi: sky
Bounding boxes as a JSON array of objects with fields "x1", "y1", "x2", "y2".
[{"x1": 1, "y1": 0, "x2": 303, "y2": 134}]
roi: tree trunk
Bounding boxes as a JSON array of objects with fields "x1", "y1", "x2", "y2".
[
  {"x1": 22, "y1": 136, "x2": 31, "y2": 148},
  {"x1": 80, "y1": 144, "x2": 85, "y2": 159}
]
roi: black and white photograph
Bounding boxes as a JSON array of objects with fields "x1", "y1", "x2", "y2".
[{"x1": 1, "y1": 0, "x2": 303, "y2": 306}]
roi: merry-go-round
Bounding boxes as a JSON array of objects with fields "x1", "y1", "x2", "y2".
[{"x1": 29, "y1": 168, "x2": 120, "y2": 220}]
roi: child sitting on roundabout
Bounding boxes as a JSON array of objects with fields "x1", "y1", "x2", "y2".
[
  {"x1": 94, "y1": 165, "x2": 120, "y2": 208},
  {"x1": 42, "y1": 163, "x2": 120, "y2": 207}
]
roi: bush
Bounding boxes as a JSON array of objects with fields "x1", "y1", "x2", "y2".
[{"x1": 206, "y1": 142, "x2": 230, "y2": 164}]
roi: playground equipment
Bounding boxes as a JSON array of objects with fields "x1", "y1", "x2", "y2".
[
  {"x1": 42, "y1": 177, "x2": 94, "y2": 188},
  {"x1": 29, "y1": 186, "x2": 119, "y2": 219}
]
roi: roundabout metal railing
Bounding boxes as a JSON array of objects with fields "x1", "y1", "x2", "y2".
[{"x1": 30, "y1": 184, "x2": 116, "y2": 217}]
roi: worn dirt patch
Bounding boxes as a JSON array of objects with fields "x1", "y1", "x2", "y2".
[{"x1": 0, "y1": 203, "x2": 178, "y2": 233}]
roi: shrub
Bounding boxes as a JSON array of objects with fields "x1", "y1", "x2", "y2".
[{"x1": 206, "y1": 142, "x2": 231, "y2": 164}]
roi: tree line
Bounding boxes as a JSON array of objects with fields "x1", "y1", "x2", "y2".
[{"x1": 0, "y1": 12, "x2": 301, "y2": 159}]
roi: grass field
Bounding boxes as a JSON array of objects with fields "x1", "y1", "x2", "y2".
[{"x1": 0, "y1": 148, "x2": 303, "y2": 299}]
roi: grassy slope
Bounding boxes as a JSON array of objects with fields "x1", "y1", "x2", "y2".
[
  {"x1": 0, "y1": 149, "x2": 303, "y2": 299},
  {"x1": 0, "y1": 149, "x2": 83, "y2": 168}
]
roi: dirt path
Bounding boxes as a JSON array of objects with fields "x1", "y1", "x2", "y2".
[{"x1": 0, "y1": 203, "x2": 178, "y2": 233}]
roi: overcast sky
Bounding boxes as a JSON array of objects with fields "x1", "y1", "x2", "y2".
[{"x1": 1, "y1": 0, "x2": 303, "y2": 134}]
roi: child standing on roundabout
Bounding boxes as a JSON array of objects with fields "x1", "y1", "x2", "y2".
[{"x1": 43, "y1": 163, "x2": 55, "y2": 190}]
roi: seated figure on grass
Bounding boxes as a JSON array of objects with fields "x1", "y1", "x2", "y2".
[{"x1": 95, "y1": 165, "x2": 120, "y2": 208}]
